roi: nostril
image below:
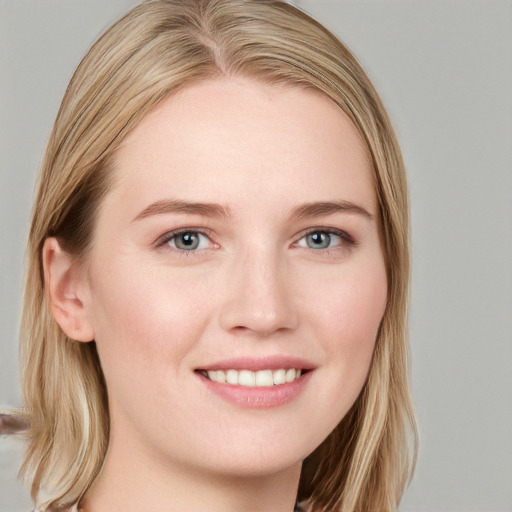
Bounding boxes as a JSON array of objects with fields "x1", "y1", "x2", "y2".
[{"x1": 230, "y1": 324, "x2": 290, "y2": 338}]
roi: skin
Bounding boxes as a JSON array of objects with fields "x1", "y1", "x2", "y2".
[{"x1": 45, "y1": 76, "x2": 387, "y2": 512}]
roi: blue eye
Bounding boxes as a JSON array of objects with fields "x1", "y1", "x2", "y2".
[
  {"x1": 306, "y1": 231, "x2": 334, "y2": 249},
  {"x1": 165, "y1": 231, "x2": 211, "y2": 251},
  {"x1": 297, "y1": 230, "x2": 346, "y2": 250}
]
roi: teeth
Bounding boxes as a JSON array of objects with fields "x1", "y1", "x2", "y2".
[
  {"x1": 285, "y1": 368, "x2": 297, "y2": 383},
  {"x1": 273, "y1": 368, "x2": 286, "y2": 385},
  {"x1": 255, "y1": 370, "x2": 273, "y2": 387},
  {"x1": 226, "y1": 369, "x2": 238, "y2": 385},
  {"x1": 238, "y1": 370, "x2": 255, "y2": 386},
  {"x1": 205, "y1": 368, "x2": 303, "y2": 387}
]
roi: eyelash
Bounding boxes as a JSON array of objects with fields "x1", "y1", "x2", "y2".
[
  {"x1": 294, "y1": 227, "x2": 356, "y2": 252},
  {"x1": 154, "y1": 227, "x2": 356, "y2": 255},
  {"x1": 154, "y1": 228, "x2": 215, "y2": 254}
]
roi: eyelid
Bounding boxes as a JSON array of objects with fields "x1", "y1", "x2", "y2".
[
  {"x1": 152, "y1": 226, "x2": 355, "y2": 253},
  {"x1": 293, "y1": 227, "x2": 356, "y2": 250},
  {"x1": 153, "y1": 227, "x2": 216, "y2": 250}
]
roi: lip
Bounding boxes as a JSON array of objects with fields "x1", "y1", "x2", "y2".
[
  {"x1": 195, "y1": 356, "x2": 316, "y2": 372},
  {"x1": 194, "y1": 356, "x2": 315, "y2": 409}
]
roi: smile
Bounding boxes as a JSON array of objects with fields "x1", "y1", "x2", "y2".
[
  {"x1": 194, "y1": 357, "x2": 314, "y2": 408},
  {"x1": 201, "y1": 368, "x2": 302, "y2": 387}
]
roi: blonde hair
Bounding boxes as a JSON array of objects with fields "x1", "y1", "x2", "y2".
[{"x1": 20, "y1": 1, "x2": 417, "y2": 510}]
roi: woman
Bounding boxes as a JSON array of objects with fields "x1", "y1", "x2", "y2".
[{"x1": 19, "y1": 1, "x2": 417, "y2": 511}]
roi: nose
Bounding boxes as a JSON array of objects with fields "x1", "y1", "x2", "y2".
[{"x1": 218, "y1": 248, "x2": 299, "y2": 337}]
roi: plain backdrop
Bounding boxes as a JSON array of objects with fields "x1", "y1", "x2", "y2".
[{"x1": 1, "y1": 1, "x2": 511, "y2": 511}]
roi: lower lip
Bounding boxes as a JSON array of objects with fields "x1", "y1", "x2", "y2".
[{"x1": 197, "y1": 371, "x2": 313, "y2": 409}]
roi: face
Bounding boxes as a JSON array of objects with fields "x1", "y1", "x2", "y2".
[{"x1": 81, "y1": 77, "x2": 387, "y2": 478}]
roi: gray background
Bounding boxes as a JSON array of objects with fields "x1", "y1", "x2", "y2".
[{"x1": 1, "y1": 1, "x2": 511, "y2": 511}]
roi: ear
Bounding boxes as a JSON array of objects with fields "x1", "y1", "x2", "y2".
[{"x1": 42, "y1": 237, "x2": 95, "y2": 342}]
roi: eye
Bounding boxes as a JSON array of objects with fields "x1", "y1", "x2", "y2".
[
  {"x1": 296, "y1": 229, "x2": 350, "y2": 250},
  {"x1": 157, "y1": 230, "x2": 212, "y2": 251},
  {"x1": 303, "y1": 231, "x2": 339, "y2": 249}
]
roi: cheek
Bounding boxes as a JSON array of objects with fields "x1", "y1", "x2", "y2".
[
  {"x1": 88, "y1": 261, "x2": 210, "y2": 382},
  {"x1": 305, "y1": 259, "x2": 387, "y2": 374},
  {"x1": 289, "y1": 258, "x2": 387, "y2": 446}
]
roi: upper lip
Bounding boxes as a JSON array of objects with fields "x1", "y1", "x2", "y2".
[{"x1": 195, "y1": 356, "x2": 316, "y2": 372}]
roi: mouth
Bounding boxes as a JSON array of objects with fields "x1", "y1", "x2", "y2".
[
  {"x1": 194, "y1": 357, "x2": 315, "y2": 408},
  {"x1": 196, "y1": 368, "x2": 306, "y2": 387}
]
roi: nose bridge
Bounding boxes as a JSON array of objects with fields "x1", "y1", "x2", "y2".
[{"x1": 219, "y1": 242, "x2": 297, "y2": 336}]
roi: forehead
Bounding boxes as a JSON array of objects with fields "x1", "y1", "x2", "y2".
[{"x1": 109, "y1": 76, "x2": 375, "y2": 213}]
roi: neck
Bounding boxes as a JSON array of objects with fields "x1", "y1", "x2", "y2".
[{"x1": 81, "y1": 425, "x2": 302, "y2": 512}]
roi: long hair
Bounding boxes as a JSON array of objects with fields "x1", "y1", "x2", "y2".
[{"x1": 19, "y1": 1, "x2": 417, "y2": 510}]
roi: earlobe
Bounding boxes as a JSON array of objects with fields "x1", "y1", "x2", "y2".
[{"x1": 42, "y1": 237, "x2": 95, "y2": 342}]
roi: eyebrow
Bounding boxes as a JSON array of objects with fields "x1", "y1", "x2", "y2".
[
  {"x1": 133, "y1": 198, "x2": 374, "y2": 222},
  {"x1": 133, "y1": 199, "x2": 231, "y2": 222},
  {"x1": 291, "y1": 201, "x2": 375, "y2": 221}
]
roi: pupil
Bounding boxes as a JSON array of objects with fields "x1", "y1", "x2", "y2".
[{"x1": 182, "y1": 233, "x2": 194, "y2": 245}]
